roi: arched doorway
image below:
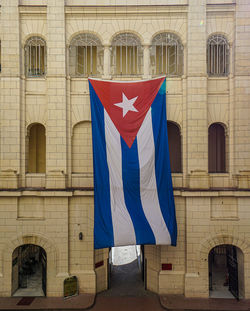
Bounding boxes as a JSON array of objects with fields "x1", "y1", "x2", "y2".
[
  {"x1": 12, "y1": 244, "x2": 46, "y2": 297},
  {"x1": 105, "y1": 245, "x2": 146, "y2": 296},
  {"x1": 209, "y1": 245, "x2": 244, "y2": 300}
]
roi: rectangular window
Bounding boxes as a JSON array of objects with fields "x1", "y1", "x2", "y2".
[
  {"x1": 156, "y1": 45, "x2": 178, "y2": 75},
  {"x1": 115, "y1": 46, "x2": 138, "y2": 75},
  {"x1": 28, "y1": 45, "x2": 45, "y2": 76},
  {"x1": 77, "y1": 46, "x2": 97, "y2": 76}
]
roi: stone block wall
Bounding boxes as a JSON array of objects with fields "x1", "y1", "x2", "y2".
[{"x1": 0, "y1": 0, "x2": 249, "y2": 298}]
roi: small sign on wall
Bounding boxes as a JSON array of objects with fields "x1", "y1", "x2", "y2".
[{"x1": 64, "y1": 276, "x2": 78, "y2": 299}]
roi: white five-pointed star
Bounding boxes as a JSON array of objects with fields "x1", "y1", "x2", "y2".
[{"x1": 114, "y1": 93, "x2": 138, "y2": 117}]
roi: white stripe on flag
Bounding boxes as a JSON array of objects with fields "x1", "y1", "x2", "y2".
[
  {"x1": 104, "y1": 111, "x2": 137, "y2": 246},
  {"x1": 137, "y1": 109, "x2": 171, "y2": 244}
]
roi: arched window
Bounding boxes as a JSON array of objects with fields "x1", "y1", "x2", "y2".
[
  {"x1": 151, "y1": 33, "x2": 184, "y2": 76},
  {"x1": 69, "y1": 33, "x2": 103, "y2": 77},
  {"x1": 72, "y1": 122, "x2": 93, "y2": 173},
  {"x1": 208, "y1": 123, "x2": 226, "y2": 173},
  {"x1": 25, "y1": 37, "x2": 46, "y2": 77},
  {"x1": 207, "y1": 34, "x2": 229, "y2": 76},
  {"x1": 111, "y1": 33, "x2": 143, "y2": 76},
  {"x1": 28, "y1": 124, "x2": 46, "y2": 173},
  {"x1": 167, "y1": 121, "x2": 182, "y2": 173}
]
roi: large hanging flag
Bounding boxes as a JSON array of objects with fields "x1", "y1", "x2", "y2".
[{"x1": 89, "y1": 77, "x2": 177, "y2": 249}]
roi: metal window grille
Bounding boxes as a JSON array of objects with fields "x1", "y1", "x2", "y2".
[
  {"x1": 111, "y1": 33, "x2": 143, "y2": 76},
  {"x1": 207, "y1": 35, "x2": 229, "y2": 76},
  {"x1": 151, "y1": 33, "x2": 184, "y2": 76},
  {"x1": 69, "y1": 33, "x2": 103, "y2": 77},
  {"x1": 25, "y1": 37, "x2": 46, "y2": 77}
]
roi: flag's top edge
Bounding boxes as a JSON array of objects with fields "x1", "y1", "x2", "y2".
[{"x1": 88, "y1": 76, "x2": 166, "y2": 83}]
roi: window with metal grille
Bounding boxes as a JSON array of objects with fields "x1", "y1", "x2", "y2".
[
  {"x1": 111, "y1": 33, "x2": 143, "y2": 76},
  {"x1": 208, "y1": 123, "x2": 226, "y2": 173},
  {"x1": 25, "y1": 37, "x2": 46, "y2": 77},
  {"x1": 167, "y1": 121, "x2": 182, "y2": 173},
  {"x1": 69, "y1": 33, "x2": 103, "y2": 77},
  {"x1": 207, "y1": 35, "x2": 229, "y2": 76},
  {"x1": 151, "y1": 33, "x2": 184, "y2": 76}
]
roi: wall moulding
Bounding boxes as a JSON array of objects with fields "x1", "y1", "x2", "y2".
[{"x1": 65, "y1": 5, "x2": 188, "y2": 17}]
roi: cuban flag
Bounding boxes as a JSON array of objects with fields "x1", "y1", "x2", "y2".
[{"x1": 89, "y1": 77, "x2": 177, "y2": 249}]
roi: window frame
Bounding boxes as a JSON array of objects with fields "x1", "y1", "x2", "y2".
[
  {"x1": 25, "y1": 36, "x2": 47, "y2": 78},
  {"x1": 151, "y1": 32, "x2": 184, "y2": 77},
  {"x1": 111, "y1": 33, "x2": 143, "y2": 76},
  {"x1": 69, "y1": 33, "x2": 103, "y2": 77},
  {"x1": 207, "y1": 34, "x2": 230, "y2": 77}
]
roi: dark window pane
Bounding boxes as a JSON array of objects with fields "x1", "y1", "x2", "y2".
[
  {"x1": 167, "y1": 122, "x2": 182, "y2": 173},
  {"x1": 208, "y1": 123, "x2": 226, "y2": 173}
]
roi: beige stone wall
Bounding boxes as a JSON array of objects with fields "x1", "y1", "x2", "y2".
[{"x1": 0, "y1": 0, "x2": 250, "y2": 299}]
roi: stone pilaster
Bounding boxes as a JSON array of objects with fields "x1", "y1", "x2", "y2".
[
  {"x1": 0, "y1": 0, "x2": 20, "y2": 188},
  {"x1": 186, "y1": 0, "x2": 208, "y2": 180},
  {"x1": 234, "y1": 1, "x2": 250, "y2": 173},
  {"x1": 103, "y1": 45, "x2": 111, "y2": 79},
  {"x1": 46, "y1": 1, "x2": 67, "y2": 188},
  {"x1": 143, "y1": 45, "x2": 150, "y2": 79}
]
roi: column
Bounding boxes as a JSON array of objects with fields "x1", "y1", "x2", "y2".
[
  {"x1": 46, "y1": 1, "x2": 67, "y2": 189},
  {"x1": 143, "y1": 44, "x2": 150, "y2": 79},
  {"x1": 186, "y1": 0, "x2": 209, "y2": 189},
  {"x1": 234, "y1": 0, "x2": 250, "y2": 182},
  {"x1": 103, "y1": 45, "x2": 111, "y2": 79},
  {"x1": 0, "y1": 0, "x2": 20, "y2": 188}
]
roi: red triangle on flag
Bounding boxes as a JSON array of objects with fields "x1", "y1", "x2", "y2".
[{"x1": 89, "y1": 77, "x2": 165, "y2": 148}]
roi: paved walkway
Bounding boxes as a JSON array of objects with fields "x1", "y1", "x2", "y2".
[
  {"x1": 160, "y1": 295, "x2": 250, "y2": 311},
  {"x1": 1, "y1": 293, "x2": 250, "y2": 311},
  {"x1": 1, "y1": 246, "x2": 250, "y2": 310},
  {"x1": 0, "y1": 294, "x2": 94, "y2": 310}
]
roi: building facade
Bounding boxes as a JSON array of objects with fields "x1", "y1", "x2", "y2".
[{"x1": 0, "y1": 0, "x2": 250, "y2": 299}]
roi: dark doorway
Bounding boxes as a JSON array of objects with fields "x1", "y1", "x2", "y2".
[
  {"x1": 12, "y1": 244, "x2": 46, "y2": 297},
  {"x1": 104, "y1": 245, "x2": 147, "y2": 296},
  {"x1": 209, "y1": 245, "x2": 244, "y2": 299}
]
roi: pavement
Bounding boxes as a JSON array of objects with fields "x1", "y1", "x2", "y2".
[
  {"x1": 1, "y1": 292, "x2": 250, "y2": 311},
  {"x1": 1, "y1": 246, "x2": 250, "y2": 310}
]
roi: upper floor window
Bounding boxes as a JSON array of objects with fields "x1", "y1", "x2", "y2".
[
  {"x1": 27, "y1": 123, "x2": 46, "y2": 173},
  {"x1": 208, "y1": 123, "x2": 226, "y2": 173},
  {"x1": 111, "y1": 33, "x2": 143, "y2": 76},
  {"x1": 69, "y1": 33, "x2": 103, "y2": 77},
  {"x1": 25, "y1": 36, "x2": 46, "y2": 77},
  {"x1": 167, "y1": 121, "x2": 182, "y2": 173},
  {"x1": 207, "y1": 34, "x2": 229, "y2": 76},
  {"x1": 151, "y1": 33, "x2": 184, "y2": 76}
]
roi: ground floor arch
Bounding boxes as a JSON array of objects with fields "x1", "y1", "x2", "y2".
[
  {"x1": 208, "y1": 244, "x2": 244, "y2": 300},
  {"x1": 107, "y1": 245, "x2": 146, "y2": 295},
  {"x1": 12, "y1": 244, "x2": 47, "y2": 297}
]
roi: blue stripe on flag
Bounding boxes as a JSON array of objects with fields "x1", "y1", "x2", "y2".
[
  {"x1": 89, "y1": 81, "x2": 114, "y2": 249},
  {"x1": 151, "y1": 80, "x2": 177, "y2": 246},
  {"x1": 121, "y1": 137, "x2": 156, "y2": 245}
]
